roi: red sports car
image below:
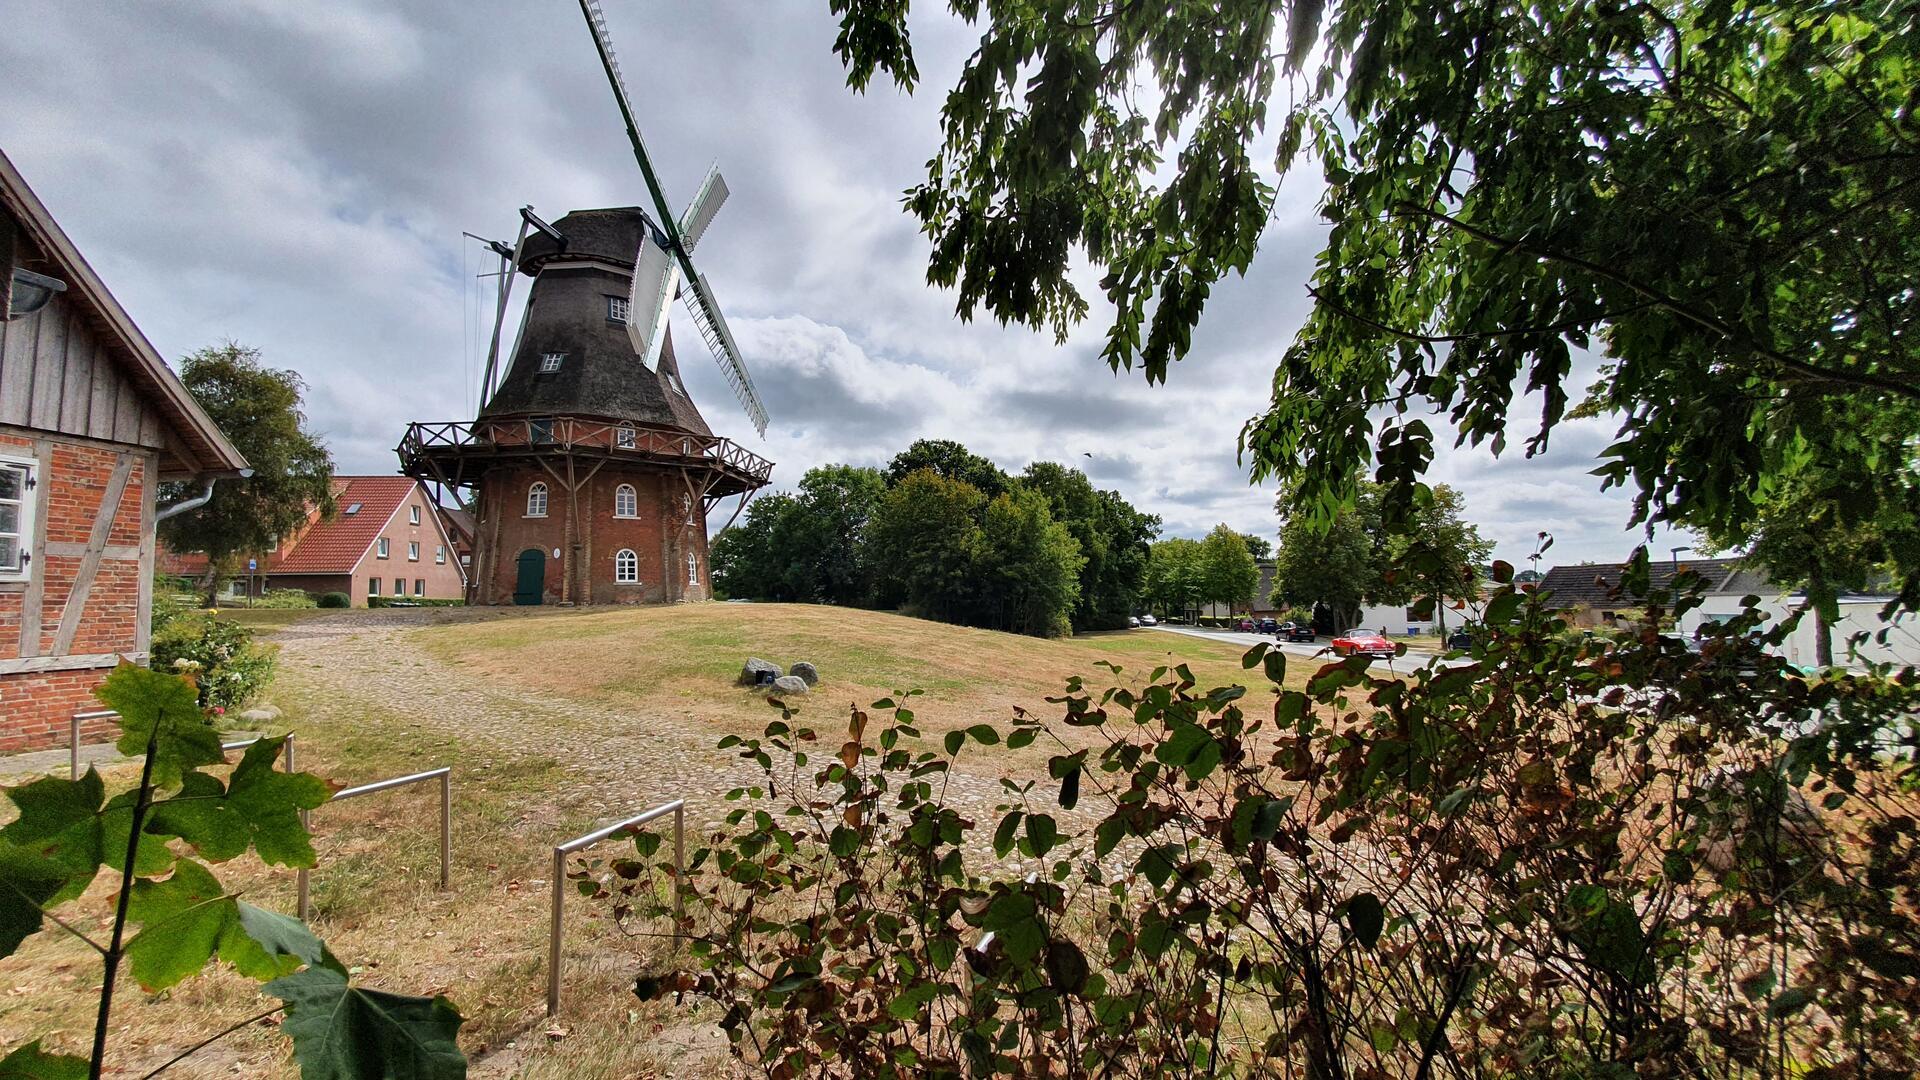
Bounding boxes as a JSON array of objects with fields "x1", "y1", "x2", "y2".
[{"x1": 1330, "y1": 631, "x2": 1396, "y2": 659}]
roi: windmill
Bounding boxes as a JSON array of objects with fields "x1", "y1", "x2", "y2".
[
  {"x1": 397, "y1": 2, "x2": 775, "y2": 607},
  {"x1": 575, "y1": 0, "x2": 768, "y2": 437}
]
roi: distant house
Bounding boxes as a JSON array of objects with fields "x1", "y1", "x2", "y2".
[
  {"x1": 1538, "y1": 557, "x2": 1918, "y2": 670},
  {"x1": 163, "y1": 476, "x2": 465, "y2": 606},
  {"x1": 1, "y1": 148, "x2": 249, "y2": 752}
]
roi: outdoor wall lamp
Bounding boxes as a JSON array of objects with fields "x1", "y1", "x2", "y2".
[{"x1": 6, "y1": 266, "x2": 65, "y2": 320}]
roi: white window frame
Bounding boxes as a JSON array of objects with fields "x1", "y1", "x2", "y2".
[
  {"x1": 0, "y1": 454, "x2": 35, "y2": 583},
  {"x1": 614, "y1": 548, "x2": 639, "y2": 584},
  {"x1": 376, "y1": 537, "x2": 390, "y2": 559},
  {"x1": 393, "y1": 578, "x2": 406, "y2": 596},
  {"x1": 663, "y1": 371, "x2": 684, "y2": 396},
  {"x1": 613, "y1": 483, "x2": 638, "y2": 519},
  {"x1": 615, "y1": 424, "x2": 636, "y2": 449},
  {"x1": 526, "y1": 482, "x2": 548, "y2": 518},
  {"x1": 435, "y1": 545, "x2": 446, "y2": 564},
  {"x1": 408, "y1": 540, "x2": 420, "y2": 562},
  {"x1": 687, "y1": 550, "x2": 699, "y2": 587},
  {"x1": 539, "y1": 352, "x2": 565, "y2": 374},
  {"x1": 410, "y1": 505, "x2": 421, "y2": 525},
  {"x1": 368, "y1": 577, "x2": 381, "y2": 596},
  {"x1": 607, "y1": 296, "x2": 630, "y2": 324},
  {"x1": 414, "y1": 578, "x2": 425, "y2": 597}
]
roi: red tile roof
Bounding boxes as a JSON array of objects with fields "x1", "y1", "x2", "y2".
[
  {"x1": 270, "y1": 476, "x2": 418, "y2": 574},
  {"x1": 160, "y1": 476, "x2": 426, "y2": 577}
]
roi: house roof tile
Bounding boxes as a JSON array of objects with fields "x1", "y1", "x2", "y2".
[{"x1": 161, "y1": 476, "x2": 424, "y2": 578}]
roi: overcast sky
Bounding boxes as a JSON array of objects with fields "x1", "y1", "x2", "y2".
[{"x1": 0, "y1": 1, "x2": 1686, "y2": 567}]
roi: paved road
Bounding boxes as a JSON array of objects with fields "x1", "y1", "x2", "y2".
[{"x1": 1147, "y1": 624, "x2": 1472, "y2": 671}]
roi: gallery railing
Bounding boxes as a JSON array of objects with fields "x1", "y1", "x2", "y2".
[{"x1": 398, "y1": 418, "x2": 772, "y2": 482}]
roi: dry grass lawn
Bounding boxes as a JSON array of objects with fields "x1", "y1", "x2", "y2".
[{"x1": 0, "y1": 604, "x2": 1291, "y2": 1078}]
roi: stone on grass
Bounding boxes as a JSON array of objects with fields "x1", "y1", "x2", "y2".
[
  {"x1": 769, "y1": 675, "x2": 810, "y2": 697},
  {"x1": 238, "y1": 705, "x2": 282, "y2": 723},
  {"x1": 788, "y1": 662, "x2": 819, "y2": 686},
  {"x1": 739, "y1": 658, "x2": 779, "y2": 686}
]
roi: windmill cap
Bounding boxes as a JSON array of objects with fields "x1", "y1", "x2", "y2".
[{"x1": 518, "y1": 206, "x2": 658, "y2": 274}]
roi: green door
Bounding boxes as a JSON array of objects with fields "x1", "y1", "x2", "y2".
[{"x1": 513, "y1": 548, "x2": 545, "y2": 606}]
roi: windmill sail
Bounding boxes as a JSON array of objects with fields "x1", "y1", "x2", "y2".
[
  {"x1": 626, "y1": 237, "x2": 679, "y2": 372},
  {"x1": 685, "y1": 273, "x2": 768, "y2": 436},
  {"x1": 678, "y1": 166, "x2": 729, "y2": 253}
]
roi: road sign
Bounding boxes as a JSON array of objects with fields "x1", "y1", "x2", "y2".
[{"x1": 247, "y1": 559, "x2": 257, "y2": 571}]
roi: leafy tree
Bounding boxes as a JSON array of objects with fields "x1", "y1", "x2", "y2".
[
  {"x1": 1199, "y1": 524, "x2": 1259, "y2": 612},
  {"x1": 1696, "y1": 469, "x2": 1916, "y2": 666},
  {"x1": 1238, "y1": 532, "x2": 1272, "y2": 562},
  {"x1": 885, "y1": 439, "x2": 1009, "y2": 499},
  {"x1": 825, "y1": 0, "x2": 1920, "y2": 607},
  {"x1": 789, "y1": 466, "x2": 889, "y2": 606},
  {"x1": 866, "y1": 469, "x2": 987, "y2": 623},
  {"x1": 1272, "y1": 485, "x2": 1381, "y2": 631},
  {"x1": 709, "y1": 493, "x2": 805, "y2": 602},
  {"x1": 159, "y1": 343, "x2": 334, "y2": 603},
  {"x1": 1143, "y1": 538, "x2": 1204, "y2": 619},
  {"x1": 1377, "y1": 484, "x2": 1495, "y2": 634},
  {"x1": 0, "y1": 664, "x2": 464, "y2": 1077},
  {"x1": 1019, "y1": 462, "x2": 1159, "y2": 630},
  {"x1": 971, "y1": 487, "x2": 1086, "y2": 636}
]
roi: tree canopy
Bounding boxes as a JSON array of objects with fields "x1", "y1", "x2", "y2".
[
  {"x1": 826, "y1": 0, "x2": 1920, "y2": 605},
  {"x1": 159, "y1": 343, "x2": 333, "y2": 595}
]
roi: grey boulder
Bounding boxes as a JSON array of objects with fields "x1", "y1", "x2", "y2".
[
  {"x1": 788, "y1": 662, "x2": 820, "y2": 686},
  {"x1": 769, "y1": 675, "x2": 810, "y2": 696},
  {"x1": 739, "y1": 658, "x2": 780, "y2": 686}
]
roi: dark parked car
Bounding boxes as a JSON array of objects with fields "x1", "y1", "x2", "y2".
[
  {"x1": 1446, "y1": 629, "x2": 1474, "y2": 650},
  {"x1": 1277, "y1": 622, "x2": 1316, "y2": 642}
]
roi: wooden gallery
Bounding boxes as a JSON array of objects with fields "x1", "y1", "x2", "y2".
[{"x1": 0, "y1": 149, "x2": 247, "y2": 751}]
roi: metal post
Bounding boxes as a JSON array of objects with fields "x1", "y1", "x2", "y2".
[
  {"x1": 439, "y1": 769, "x2": 452, "y2": 891},
  {"x1": 547, "y1": 847, "x2": 567, "y2": 1016},
  {"x1": 547, "y1": 799, "x2": 685, "y2": 1017},
  {"x1": 289, "y1": 736, "x2": 310, "y2": 921},
  {"x1": 673, "y1": 803, "x2": 685, "y2": 950},
  {"x1": 69, "y1": 714, "x2": 80, "y2": 781}
]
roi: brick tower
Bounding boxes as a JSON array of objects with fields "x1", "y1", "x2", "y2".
[{"x1": 399, "y1": 207, "x2": 771, "y2": 606}]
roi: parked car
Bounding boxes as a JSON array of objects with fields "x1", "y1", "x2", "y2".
[
  {"x1": 1237, "y1": 618, "x2": 1257, "y2": 632},
  {"x1": 1139, "y1": 614, "x2": 1157, "y2": 627},
  {"x1": 1128, "y1": 616, "x2": 1140, "y2": 628},
  {"x1": 1446, "y1": 629, "x2": 1474, "y2": 650},
  {"x1": 1330, "y1": 631, "x2": 1396, "y2": 659},
  {"x1": 1277, "y1": 621, "x2": 1316, "y2": 642},
  {"x1": 1256, "y1": 618, "x2": 1279, "y2": 633}
]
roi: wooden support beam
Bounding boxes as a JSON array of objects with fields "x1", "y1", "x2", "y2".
[{"x1": 51, "y1": 452, "x2": 136, "y2": 656}]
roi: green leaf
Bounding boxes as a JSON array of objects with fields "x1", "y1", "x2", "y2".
[
  {"x1": 0, "y1": 844, "x2": 69, "y2": 959},
  {"x1": 1058, "y1": 766, "x2": 1080, "y2": 810},
  {"x1": 992, "y1": 812, "x2": 1023, "y2": 859},
  {"x1": 887, "y1": 982, "x2": 938, "y2": 1020},
  {"x1": 1341, "y1": 892, "x2": 1385, "y2": 949},
  {"x1": 235, "y1": 902, "x2": 336, "y2": 973},
  {"x1": 147, "y1": 738, "x2": 330, "y2": 867},
  {"x1": 965, "y1": 724, "x2": 1000, "y2": 746},
  {"x1": 1262, "y1": 650, "x2": 1287, "y2": 684},
  {"x1": 0, "y1": 1040, "x2": 87, "y2": 1079},
  {"x1": 124, "y1": 860, "x2": 305, "y2": 990},
  {"x1": 267, "y1": 964, "x2": 468, "y2": 1079},
  {"x1": 1024, "y1": 814, "x2": 1060, "y2": 857},
  {"x1": 1241, "y1": 642, "x2": 1270, "y2": 668},
  {"x1": 1769, "y1": 986, "x2": 1814, "y2": 1018},
  {"x1": 97, "y1": 663, "x2": 224, "y2": 788},
  {"x1": 0, "y1": 771, "x2": 106, "y2": 905}
]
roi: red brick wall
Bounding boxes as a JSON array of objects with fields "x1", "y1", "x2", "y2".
[
  {"x1": 0, "y1": 669, "x2": 121, "y2": 755},
  {"x1": 1, "y1": 431, "x2": 150, "y2": 752},
  {"x1": 473, "y1": 461, "x2": 710, "y2": 606}
]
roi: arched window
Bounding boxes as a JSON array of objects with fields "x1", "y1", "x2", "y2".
[
  {"x1": 687, "y1": 550, "x2": 699, "y2": 586},
  {"x1": 613, "y1": 483, "x2": 638, "y2": 518},
  {"x1": 615, "y1": 424, "x2": 636, "y2": 449},
  {"x1": 526, "y1": 481, "x2": 548, "y2": 518},
  {"x1": 615, "y1": 548, "x2": 639, "y2": 584}
]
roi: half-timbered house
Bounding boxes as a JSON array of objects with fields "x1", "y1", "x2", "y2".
[{"x1": 0, "y1": 148, "x2": 247, "y2": 751}]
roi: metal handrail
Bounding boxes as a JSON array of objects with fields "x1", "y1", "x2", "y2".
[
  {"x1": 399, "y1": 418, "x2": 773, "y2": 480},
  {"x1": 297, "y1": 766, "x2": 452, "y2": 921},
  {"x1": 68, "y1": 712, "x2": 296, "y2": 779},
  {"x1": 548, "y1": 799, "x2": 685, "y2": 1016}
]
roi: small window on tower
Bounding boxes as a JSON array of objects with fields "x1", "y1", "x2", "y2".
[
  {"x1": 615, "y1": 548, "x2": 639, "y2": 584},
  {"x1": 614, "y1": 484, "x2": 638, "y2": 518},
  {"x1": 539, "y1": 352, "x2": 564, "y2": 374},
  {"x1": 615, "y1": 424, "x2": 636, "y2": 449},
  {"x1": 662, "y1": 372, "x2": 684, "y2": 396},
  {"x1": 526, "y1": 482, "x2": 549, "y2": 518},
  {"x1": 607, "y1": 296, "x2": 630, "y2": 324}
]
